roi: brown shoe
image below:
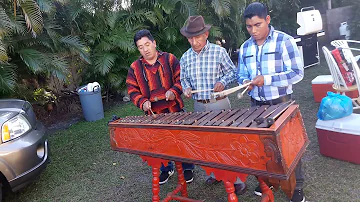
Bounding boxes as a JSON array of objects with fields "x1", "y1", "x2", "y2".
[
  {"x1": 205, "y1": 176, "x2": 221, "y2": 185},
  {"x1": 234, "y1": 183, "x2": 247, "y2": 195}
]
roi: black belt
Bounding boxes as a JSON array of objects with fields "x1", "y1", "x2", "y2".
[
  {"x1": 251, "y1": 94, "x2": 292, "y2": 106},
  {"x1": 197, "y1": 96, "x2": 227, "y2": 104}
]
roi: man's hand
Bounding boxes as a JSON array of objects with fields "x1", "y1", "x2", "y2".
[
  {"x1": 142, "y1": 101, "x2": 151, "y2": 112},
  {"x1": 183, "y1": 87, "x2": 192, "y2": 98},
  {"x1": 251, "y1": 75, "x2": 264, "y2": 87},
  {"x1": 165, "y1": 90, "x2": 175, "y2": 101},
  {"x1": 243, "y1": 80, "x2": 253, "y2": 90},
  {"x1": 213, "y1": 82, "x2": 225, "y2": 92}
]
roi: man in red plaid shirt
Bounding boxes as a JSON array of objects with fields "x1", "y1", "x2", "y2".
[{"x1": 126, "y1": 29, "x2": 194, "y2": 185}]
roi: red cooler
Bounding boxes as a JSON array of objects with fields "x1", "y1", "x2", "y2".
[
  {"x1": 315, "y1": 113, "x2": 360, "y2": 164},
  {"x1": 312, "y1": 75, "x2": 359, "y2": 102},
  {"x1": 311, "y1": 75, "x2": 335, "y2": 102}
]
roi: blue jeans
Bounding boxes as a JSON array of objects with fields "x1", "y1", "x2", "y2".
[{"x1": 160, "y1": 161, "x2": 194, "y2": 172}]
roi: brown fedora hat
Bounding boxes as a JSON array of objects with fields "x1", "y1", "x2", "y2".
[{"x1": 180, "y1": 15, "x2": 211, "y2": 38}]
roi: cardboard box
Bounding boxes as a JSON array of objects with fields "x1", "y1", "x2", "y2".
[
  {"x1": 315, "y1": 113, "x2": 360, "y2": 164},
  {"x1": 312, "y1": 75, "x2": 359, "y2": 102}
]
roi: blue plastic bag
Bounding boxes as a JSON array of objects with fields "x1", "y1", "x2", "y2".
[{"x1": 317, "y1": 92, "x2": 353, "y2": 120}]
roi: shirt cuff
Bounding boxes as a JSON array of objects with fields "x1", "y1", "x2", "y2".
[
  {"x1": 263, "y1": 75, "x2": 272, "y2": 85},
  {"x1": 242, "y1": 79, "x2": 250, "y2": 85},
  {"x1": 219, "y1": 79, "x2": 227, "y2": 87}
]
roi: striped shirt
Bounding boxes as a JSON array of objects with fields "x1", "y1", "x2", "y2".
[
  {"x1": 180, "y1": 41, "x2": 237, "y2": 100},
  {"x1": 237, "y1": 26, "x2": 304, "y2": 101},
  {"x1": 126, "y1": 51, "x2": 184, "y2": 114}
]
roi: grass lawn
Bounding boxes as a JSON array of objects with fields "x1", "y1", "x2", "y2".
[{"x1": 4, "y1": 59, "x2": 360, "y2": 202}]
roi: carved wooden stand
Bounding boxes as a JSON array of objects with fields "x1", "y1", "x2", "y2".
[
  {"x1": 141, "y1": 156, "x2": 280, "y2": 202},
  {"x1": 141, "y1": 156, "x2": 202, "y2": 202}
]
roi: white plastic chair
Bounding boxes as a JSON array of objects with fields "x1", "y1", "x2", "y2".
[
  {"x1": 329, "y1": 40, "x2": 360, "y2": 109},
  {"x1": 322, "y1": 46, "x2": 358, "y2": 92}
]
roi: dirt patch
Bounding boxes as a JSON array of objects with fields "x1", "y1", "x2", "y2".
[{"x1": 33, "y1": 94, "x2": 127, "y2": 134}]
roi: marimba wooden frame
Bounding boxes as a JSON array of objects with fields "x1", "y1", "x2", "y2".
[{"x1": 109, "y1": 105, "x2": 309, "y2": 202}]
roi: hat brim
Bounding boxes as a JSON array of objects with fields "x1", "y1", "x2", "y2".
[{"x1": 180, "y1": 25, "x2": 212, "y2": 38}]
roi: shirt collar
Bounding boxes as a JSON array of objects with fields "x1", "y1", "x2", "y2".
[
  {"x1": 250, "y1": 25, "x2": 274, "y2": 44},
  {"x1": 140, "y1": 50, "x2": 163, "y2": 66},
  {"x1": 191, "y1": 40, "x2": 210, "y2": 55}
]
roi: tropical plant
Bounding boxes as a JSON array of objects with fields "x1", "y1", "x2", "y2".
[{"x1": 0, "y1": 0, "x2": 89, "y2": 98}]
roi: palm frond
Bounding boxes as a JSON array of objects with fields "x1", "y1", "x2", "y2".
[
  {"x1": 106, "y1": 11, "x2": 127, "y2": 29},
  {"x1": 17, "y1": 48, "x2": 46, "y2": 73},
  {"x1": 60, "y1": 35, "x2": 90, "y2": 63},
  {"x1": 177, "y1": 0, "x2": 198, "y2": 16},
  {"x1": 155, "y1": 27, "x2": 179, "y2": 45},
  {"x1": 60, "y1": 35, "x2": 85, "y2": 49},
  {"x1": 155, "y1": 0, "x2": 175, "y2": 15},
  {"x1": 107, "y1": 71, "x2": 126, "y2": 89},
  {"x1": 36, "y1": 0, "x2": 54, "y2": 13},
  {"x1": 46, "y1": 54, "x2": 69, "y2": 79},
  {"x1": 18, "y1": 0, "x2": 44, "y2": 36},
  {"x1": 0, "y1": 40, "x2": 8, "y2": 62},
  {"x1": 211, "y1": 0, "x2": 231, "y2": 17},
  {"x1": 9, "y1": 16, "x2": 27, "y2": 35},
  {"x1": 0, "y1": 62, "x2": 17, "y2": 93},
  {"x1": 93, "y1": 52, "x2": 117, "y2": 75},
  {"x1": 0, "y1": 6, "x2": 15, "y2": 37},
  {"x1": 124, "y1": 9, "x2": 153, "y2": 29},
  {"x1": 209, "y1": 26, "x2": 223, "y2": 38},
  {"x1": 109, "y1": 28, "x2": 136, "y2": 52}
]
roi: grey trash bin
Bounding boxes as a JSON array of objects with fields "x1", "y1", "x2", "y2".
[{"x1": 78, "y1": 84, "x2": 104, "y2": 122}]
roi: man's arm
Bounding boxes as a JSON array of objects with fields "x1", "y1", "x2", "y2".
[
  {"x1": 218, "y1": 48, "x2": 237, "y2": 87},
  {"x1": 126, "y1": 63, "x2": 148, "y2": 110},
  {"x1": 167, "y1": 54, "x2": 183, "y2": 98},
  {"x1": 180, "y1": 56, "x2": 192, "y2": 90},
  {"x1": 237, "y1": 46, "x2": 251, "y2": 85},
  {"x1": 263, "y1": 38, "x2": 304, "y2": 87}
]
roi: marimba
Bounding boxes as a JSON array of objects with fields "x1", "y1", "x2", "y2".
[{"x1": 109, "y1": 101, "x2": 309, "y2": 202}]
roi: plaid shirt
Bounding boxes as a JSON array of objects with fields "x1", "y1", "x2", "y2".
[
  {"x1": 180, "y1": 41, "x2": 236, "y2": 100},
  {"x1": 237, "y1": 26, "x2": 304, "y2": 101}
]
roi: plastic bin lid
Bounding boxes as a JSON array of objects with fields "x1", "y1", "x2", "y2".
[
  {"x1": 311, "y1": 75, "x2": 333, "y2": 84},
  {"x1": 315, "y1": 113, "x2": 360, "y2": 135}
]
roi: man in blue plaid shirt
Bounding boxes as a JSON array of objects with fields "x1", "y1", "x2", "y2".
[
  {"x1": 237, "y1": 2, "x2": 305, "y2": 202},
  {"x1": 179, "y1": 15, "x2": 246, "y2": 195}
]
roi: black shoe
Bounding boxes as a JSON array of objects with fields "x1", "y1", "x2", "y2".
[
  {"x1": 159, "y1": 170, "x2": 174, "y2": 185},
  {"x1": 234, "y1": 183, "x2": 247, "y2": 195},
  {"x1": 254, "y1": 184, "x2": 274, "y2": 196},
  {"x1": 184, "y1": 170, "x2": 194, "y2": 183},
  {"x1": 205, "y1": 176, "x2": 221, "y2": 185},
  {"x1": 290, "y1": 189, "x2": 305, "y2": 202}
]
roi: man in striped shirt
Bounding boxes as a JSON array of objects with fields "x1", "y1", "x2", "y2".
[
  {"x1": 126, "y1": 29, "x2": 194, "y2": 185},
  {"x1": 237, "y1": 3, "x2": 305, "y2": 202},
  {"x1": 180, "y1": 15, "x2": 247, "y2": 195}
]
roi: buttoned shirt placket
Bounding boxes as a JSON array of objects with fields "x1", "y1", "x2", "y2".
[{"x1": 256, "y1": 41, "x2": 267, "y2": 102}]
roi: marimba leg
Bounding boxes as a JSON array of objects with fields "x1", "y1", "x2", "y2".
[
  {"x1": 152, "y1": 166, "x2": 161, "y2": 202},
  {"x1": 175, "y1": 161, "x2": 188, "y2": 197},
  {"x1": 224, "y1": 181, "x2": 238, "y2": 202},
  {"x1": 258, "y1": 178, "x2": 274, "y2": 202},
  {"x1": 280, "y1": 170, "x2": 296, "y2": 199}
]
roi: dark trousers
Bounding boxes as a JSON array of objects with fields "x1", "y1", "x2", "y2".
[
  {"x1": 251, "y1": 95, "x2": 304, "y2": 190},
  {"x1": 160, "y1": 162, "x2": 195, "y2": 172}
]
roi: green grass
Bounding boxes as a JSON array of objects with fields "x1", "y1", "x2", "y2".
[{"x1": 4, "y1": 61, "x2": 360, "y2": 202}]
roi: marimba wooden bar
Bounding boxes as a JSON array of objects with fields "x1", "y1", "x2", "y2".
[{"x1": 109, "y1": 102, "x2": 309, "y2": 202}]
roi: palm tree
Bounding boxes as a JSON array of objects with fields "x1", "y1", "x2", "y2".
[{"x1": 0, "y1": 0, "x2": 88, "y2": 96}]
